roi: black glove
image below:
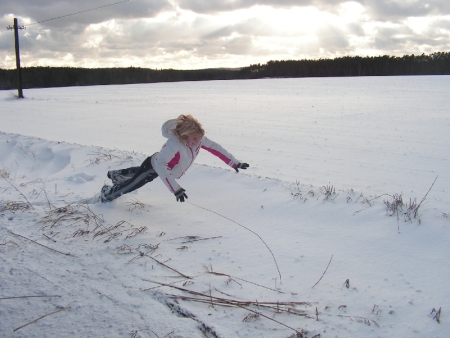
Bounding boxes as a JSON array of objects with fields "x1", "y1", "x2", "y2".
[
  {"x1": 174, "y1": 188, "x2": 188, "y2": 202},
  {"x1": 235, "y1": 162, "x2": 249, "y2": 173}
]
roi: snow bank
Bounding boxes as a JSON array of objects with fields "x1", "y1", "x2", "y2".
[{"x1": 0, "y1": 131, "x2": 448, "y2": 338}]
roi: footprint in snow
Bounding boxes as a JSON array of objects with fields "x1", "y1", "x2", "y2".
[{"x1": 67, "y1": 172, "x2": 96, "y2": 183}]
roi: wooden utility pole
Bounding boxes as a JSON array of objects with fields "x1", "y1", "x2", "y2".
[{"x1": 7, "y1": 18, "x2": 25, "y2": 98}]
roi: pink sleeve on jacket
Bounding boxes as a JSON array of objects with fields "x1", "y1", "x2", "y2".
[{"x1": 201, "y1": 136, "x2": 239, "y2": 167}]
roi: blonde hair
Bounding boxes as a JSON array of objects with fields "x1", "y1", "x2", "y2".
[{"x1": 172, "y1": 115, "x2": 205, "y2": 142}]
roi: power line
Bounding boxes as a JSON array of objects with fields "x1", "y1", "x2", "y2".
[{"x1": 24, "y1": 0, "x2": 132, "y2": 28}]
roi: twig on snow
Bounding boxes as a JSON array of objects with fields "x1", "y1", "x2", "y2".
[
  {"x1": 431, "y1": 307, "x2": 442, "y2": 324},
  {"x1": 130, "y1": 328, "x2": 172, "y2": 338},
  {"x1": 0, "y1": 295, "x2": 61, "y2": 300},
  {"x1": 312, "y1": 255, "x2": 333, "y2": 288},
  {"x1": 148, "y1": 281, "x2": 308, "y2": 334},
  {"x1": 128, "y1": 248, "x2": 191, "y2": 279},
  {"x1": 341, "y1": 279, "x2": 350, "y2": 290},
  {"x1": 43, "y1": 234, "x2": 57, "y2": 242},
  {"x1": 414, "y1": 175, "x2": 438, "y2": 218},
  {"x1": 203, "y1": 264, "x2": 282, "y2": 293},
  {"x1": 13, "y1": 307, "x2": 69, "y2": 332},
  {"x1": 140, "y1": 279, "x2": 192, "y2": 292},
  {"x1": 188, "y1": 201, "x2": 282, "y2": 282},
  {"x1": 181, "y1": 236, "x2": 223, "y2": 243},
  {"x1": 8, "y1": 230, "x2": 74, "y2": 257},
  {"x1": 147, "y1": 255, "x2": 192, "y2": 279}
]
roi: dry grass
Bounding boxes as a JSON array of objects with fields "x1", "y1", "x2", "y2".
[
  {"x1": 384, "y1": 193, "x2": 404, "y2": 216},
  {"x1": 87, "y1": 148, "x2": 137, "y2": 166},
  {"x1": 404, "y1": 198, "x2": 419, "y2": 222},
  {"x1": 125, "y1": 226, "x2": 148, "y2": 239},
  {"x1": 39, "y1": 202, "x2": 148, "y2": 243},
  {"x1": 40, "y1": 203, "x2": 104, "y2": 230},
  {"x1": 150, "y1": 281, "x2": 312, "y2": 335},
  {"x1": 290, "y1": 182, "x2": 340, "y2": 202},
  {"x1": 287, "y1": 332, "x2": 310, "y2": 338},
  {"x1": 242, "y1": 313, "x2": 259, "y2": 322},
  {"x1": 320, "y1": 184, "x2": 336, "y2": 199},
  {"x1": 16, "y1": 142, "x2": 37, "y2": 161},
  {"x1": 1, "y1": 177, "x2": 34, "y2": 210},
  {"x1": 290, "y1": 180, "x2": 308, "y2": 202},
  {"x1": 0, "y1": 200, "x2": 32, "y2": 212},
  {"x1": 0, "y1": 168, "x2": 10, "y2": 179},
  {"x1": 126, "y1": 197, "x2": 149, "y2": 212},
  {"x1": 384, "y1": 176, "x2": 438, "y2": 226},
  {"x1": 341, "y1": 279, "x2": 350, "y2": 290},
  {"x1": 93, "y1": 221, "x2": 126, "y2": 243},
  {"x1": 337, "y1": 315, "x2": 380, "y2": 327},
  {"x1": 431, "y1": 307, "x2": 441, "y2": 324}
]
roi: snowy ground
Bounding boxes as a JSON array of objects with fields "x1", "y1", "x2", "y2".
[{"x1": 0, "y1": 76, "x2": 449, "y2": 337}]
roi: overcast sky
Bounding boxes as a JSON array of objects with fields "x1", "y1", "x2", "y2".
[{"x1": 1, "y1": 0, "x2": 449, "y2": 69}]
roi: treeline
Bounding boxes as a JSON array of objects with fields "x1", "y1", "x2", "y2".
[
  {"x1": 241, "y1": 52, "x2": 450, "y2": 78},
  {"x1": 1, "y1": 52, "x2": 449, "y2": 90},
  {"x1": 0, "y1": 67, "x2": 244, "y2": 90}
]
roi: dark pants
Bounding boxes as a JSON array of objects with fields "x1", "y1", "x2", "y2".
[{"x1": 102, "y1": 156, "x2": 158, "y2": 202}]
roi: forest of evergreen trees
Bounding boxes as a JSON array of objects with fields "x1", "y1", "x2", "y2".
[
  {"x1": 1, "y1": 52, "x2": 449, "y2": 90},
  {"x1": 241, "y1": 52, "x2": 450, "y2": 78},
  {"x1": 0, "y1": 67, "x2": 243, "y2": 90}
]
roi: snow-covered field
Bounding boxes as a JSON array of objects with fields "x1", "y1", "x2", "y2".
[{"x1": 0, "y1": 76, "x2": 449, "y2": 337}]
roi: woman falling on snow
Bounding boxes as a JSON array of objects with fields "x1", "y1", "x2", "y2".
[{"x1": 100, "y1": 114, "x2": 249, "y2": 203}]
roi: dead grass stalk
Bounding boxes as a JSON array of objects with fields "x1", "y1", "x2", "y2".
[
  {"x1": 188, "y1": 201, "x2": 282, "y2": 282},
  {"x1": 148, "y1": 281, "x2": 310, "y2": 335}
]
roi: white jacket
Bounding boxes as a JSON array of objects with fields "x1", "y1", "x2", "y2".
[{"x1": 152, "y1": 119, "x2": 240, "y2": 193}]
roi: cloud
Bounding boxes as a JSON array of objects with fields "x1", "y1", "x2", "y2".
[
  {"x1": 174, "y1": 0, "x2": 314, "y2": 13},
  {"x1": 174, "y1": 0, "x2": 450, "y2": 35},
  {"x1": 175, "y1": 0, "x2": 450, "y2": 20},
  {"x1": 1, "y1": 0, "x2": 449, "y2": 69},
  {"x1": 369, "y1": 16, "x2": 450, "y2": 55},
  {"x1": 366, "y1": 0, "x2": 450, "y2": 21},
  {"x1": 317, "y1": 24, "x2": 350, "y2": 51},
  {"x1": 1, "y1": 0, "x2": 170, "y2": 28}
]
